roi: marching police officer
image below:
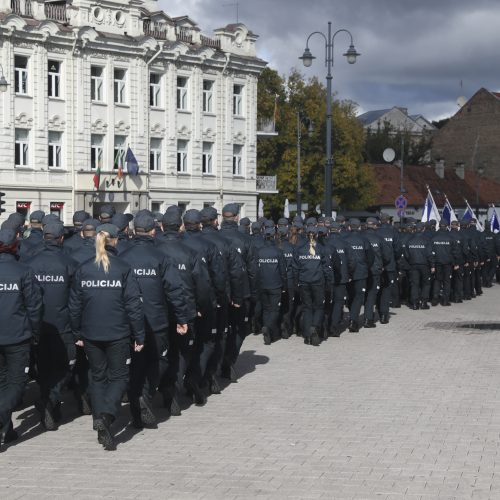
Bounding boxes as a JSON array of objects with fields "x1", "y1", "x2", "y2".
[
  {"x1": 0, "y1": 228, "x2": 42, "y2": 449},
  {"x1": 69, "y1": 224, "x2": 145, "y2": 450},
  {"x1": 19, "y1": 210, "x2": 45, "y2": 260},
  {"x1": 63, "y1": 210, "x2": 91, "y2": 252},
  {"x1": 120, "y1": 213, "x2": 189, "y2": 428},
  {"x1": 256, "y1": 225, "x2": 287, "y2": 345},
  {"x1": 26, "y1": 222, "x2": 78, "y2": 430}
]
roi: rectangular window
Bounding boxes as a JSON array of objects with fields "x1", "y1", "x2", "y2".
[
  {"x1": 233, "y1": 144, "x2": 243, "y2": 176},
  {"x1": 90, "y1": 134, "x2": 104, "y2": 170},
  {"x1": 151, "y1": 201, "x2": 162, "y2": 214},
  {"x1": 177, "y1": 76, "x2": 188, "y2": 110},
  {"x1": 48, "y1": 60, "x2": 61, "y2": 98},
  {"x1": 149, "y1": 73, "x2": 161, "y2": 107},
  {"x1": 202, "y1": 142, "x2": 213, "y2": 175},
  {"x1": 114, "y1": 69, "x2": 126, "y2": 104},
  {"x1": 233, "y1": 84, "x2": 243, "y2": 116},
  {"x1": 15, "y1": 129, "x2": 29, "y2": 167},
  {"x1": 114, "y1": 135, "x2": 127, "y2": 170},
  {"x1": 48, "y1": 131, "x2": 62, "y2": 168},
  {"x1": 178, "y1": 202, "x2": 189, "y2": 216},
  {"x1": 91, "y1": 66, "x2": 104, "y2": 102},
  {"x1": 203, "y1": 80, "x2": 213, "y2": 113},
  {"x1": 14, "y1": 55, "x2": 28, "y2": 95},
  {"x1": 150, "y1": 138, "x2": 162, "y2": 171},
  {"x1": 177, "y1": 139, "x2": 188, "y2": 173}
]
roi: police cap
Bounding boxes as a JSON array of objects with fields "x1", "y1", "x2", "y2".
[
  {"x1": 306, "y1": 225, "x2": 318, "y2": 234},
  {"x1": 82, "y1": 218, "x2": 100, "y2": 231},
  {"x1": 0, "y1": 228, "x2": 16, "y2": 245},
  {"x1": 277, "y1": 226, "x2": 289, "y2": 236},
  {"x1": 379, "y1": 212, "x2": 391, "y2": 222},
  {"x1": 292, "y1": 215, "x2": 303, "y2": 223},
  {"x1": 251, "y1": 221, "x2": 263, "y2": 231},
  {"x1": 42, "y1": 214, "x2": 60, "y2": 225},
  {"x1": 317, "y1": 226, "x2": 328, "y2": 235},
  {"x1": 8, "y1": 212, "x2": 26, "y2": 225},
  {"x1": 306, "y1": 217, "x2": 317, "y2": 226},
  {"x1": 330, "y1": 221, "x2": 341, "y2": 230},
  {"x1": 97, "y1": 223, "x2": 119, "y2": 238},
  {"x1": 134, "y1": 213, "x2": 155, "y2": 232},
  {"x1": 136, "y1": 209, "x2": 154, "y2": 218},
  {"x1": 264, "y1": 226, "x2": 275, "y2": 236},
  {"x1": 439, "y1": 220, "x2": 448, "y2": 228},
  {"x1": 277, "y1": 217, "x2": 289, "y2": 226},
  {"x1": 99, "y1": 204, "x2": 116, "y2": 219},
  {"x1": 111, "y1": 213, "x2": 130, "y2": 231},
  {"x1": 222, "y1": 203, "x2": 240, "y2": 216},
  {"x1": 366, "y1": 217, "x2": 378, "y2": 225},
  {"x1": 416, "y1": 222, "x2": 425, "y2": 230},
  {"x1": 200, "y1": 206, "x2": 218, "y2": 222},
  {"x1": 263, "y1": 219, "x2": 275, "y2": 228},
  {"x1": 73, "y1": 210, "x2": 90, "y2": 225},
  {"x1": 30, "y1": 210, "x2": 45, "y2": 223},
  {"x1": 183, "y1": 209, "x2": 202, "y2": 225},
  {"x1": 336, "y1": 215, "x2": 346, "y2": 223},
  {"x1": 292, "y1": 220, "x2": 304, "y2": 229},
  {"x1": 162, "y1": 209, "x2": 182, "y2": 226},
  {"x1": 239, "y1": 217, "x2": 251, "y2": 227},
  {"x1": 43, "y1": 222, "x2": 65, "y2": 238},
  {"x1": 349, "y1": 218, "x2": 361, "y2": 228}
]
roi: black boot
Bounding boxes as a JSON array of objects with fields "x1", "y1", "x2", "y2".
[
  {"x1": 379, "y1": 314, "x2": 389, "y2": 324},
  {"x1": 348, "y1": 320, "x2": 359, "y2": 333},
  {"x1": 364, "y1": 319, "x2": 376, "y2": 328},
  {"x1": 310, "y1": 327, "x2": 320, "y2": 346},
  {"x1": 261, "y1": 326, "x2": 271, "y2": 345},
  {"x1": 209, "y1": 375, "x2": 221, "y2": 395},
  {"x1": 96, "y1": 413, "x2": 115, "y2": 451},
  {"x1": 35, "y1": 400, "x2": 57, "y2": 431},
  {"x1": 139, "y1": 395, "x2": 157, "y2": 426}
]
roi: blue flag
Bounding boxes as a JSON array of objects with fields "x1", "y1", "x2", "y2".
[
  {"x1": 491, "y1": 208, "x2": 500, "y2": 233},
  {"x1": 441, "y1": 198, "x2": 457, "y2": 226},
  {"x1": 462, "y1": 205, "x2": 474, "y2": 221},
  {"x1": 125, "y1": 147, "x2": 139, "y2": 176}
]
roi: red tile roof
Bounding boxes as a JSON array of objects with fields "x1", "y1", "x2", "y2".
[{"x1": 369, "y1": 164, "x2": 500, "y2": 208}]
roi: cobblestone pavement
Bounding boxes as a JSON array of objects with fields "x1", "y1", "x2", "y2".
[{"x1": 2, "y1": 286, "x2": 500, "y2": 499}]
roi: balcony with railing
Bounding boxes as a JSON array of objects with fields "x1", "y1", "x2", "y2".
[
  {"x1": 143, "y1": 20, "x2": 168, "y2": 40},
  {"x1": 256, "y1": 175, "x2": 278, "y2": 193},
  {"x1": 200, "y1": 34, "x2": 221, "y2": 49},
  {"x1": 44, "y1": 2, "x2": 69, "y2": 23},
  {"x1": 176, "y1": 26, "x2": 193, "y2": 44},
  {"x1": 11, "y1": 0, "x2": 33, "y2": 17}
]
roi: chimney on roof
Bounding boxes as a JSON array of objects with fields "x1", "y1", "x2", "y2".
[
  {"x1": 435, "y1": 159, "x2": 445, "y2": 179},
  {"x1": 455, "y1": 162, "x2": 465, "y2": 180}
]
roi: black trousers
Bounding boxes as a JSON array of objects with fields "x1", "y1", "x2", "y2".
[
  {"x1": 451, "y1": 265, "x2": 464, "y2": 301},
  {"x1": 205, "y1": 300, "x2": 228, "y2": 383},
  {"x1": 280, "y1": 281, "x2": 295, "y2": 335},
  {"x1": 409, "y1": 265, "x2": 431, "y2": 304},
  {"x1": 379, "y1": 271, "x2": 396, "y2": 315},
  {"x1": 37, "y1": 331, "x2": 76, "y2": 406},
  {"x1": 0, "y1": 340, "x2": 31, "y2": 434},
  {"x1": 331, "y1": 284, "x2": 347, "y2": 328},
  {"x1": 463, "y1": 263, "x2": 473, "y2": 298},
  {"x1": 364, "y1": 274, "x2": 381, "y2": 321},
  {"x1": 348, "y1": 279, "x2": 367, "y2": 323},
  {"x1": 474, "y1": 266, "x2": 483, "y2": 294},
  {"x1": 129, "y1": 327, "x2": 168, "y2": 405},
  {"x1": 432, "y1": 264, "x2": 452, "y2": 303},
  {"x1": 299, "y1": 283, "x2": 325, "y2": 337},
  {"x1": 188, "y1": 309, "x2": 216, "y2": 388},
  {"x1": 261, "y1": 288, "x2": 282, "y2": 339},
  {"x1": 223, "y1": 299, "x2": 250, "y2": 369},
  {"x1": 84, "y1": 337, "x2": 130, "y2": 421}
]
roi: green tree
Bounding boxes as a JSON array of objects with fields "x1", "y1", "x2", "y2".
[{"x1": 257, "y1": 68, "x2": 377, "y2": 217}]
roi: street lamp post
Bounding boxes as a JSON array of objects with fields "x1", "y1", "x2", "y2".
[
  {"x1": 299, "y1": 21, "x2": 360, "y2": 216},
  {"x1": 296, "y1": 112, "x2": 313, "y2": 216}
]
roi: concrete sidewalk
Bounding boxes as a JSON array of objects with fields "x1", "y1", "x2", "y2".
[{"x1": 2, "y1": 286, "x2": 500, "y2": 499}]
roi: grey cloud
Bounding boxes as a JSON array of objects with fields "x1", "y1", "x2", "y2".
[{"x1": 159, "y1": 0, "x2": 500, "y2": 120}]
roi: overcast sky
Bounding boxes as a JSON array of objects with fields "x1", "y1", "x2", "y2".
[{"x1": 158, "y1": 0, "x2": 500, "y2": 121}]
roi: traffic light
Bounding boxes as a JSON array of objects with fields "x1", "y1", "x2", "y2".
[{"x1": 0, "y1": 192, "x2": 5, "y2": 214}]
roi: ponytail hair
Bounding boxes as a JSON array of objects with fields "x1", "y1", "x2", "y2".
[{"x1": 95, "y1": 231, "x2": 111, "y2": 273}]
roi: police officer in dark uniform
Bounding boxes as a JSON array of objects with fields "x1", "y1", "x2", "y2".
[
  {"x1": 98, "y1": 204, "x2": 116, "y2": 223},
  {"x1": 483, "y1": 226, "x2": 497, "y2": 287},
  {"x1": 111, "y1": 213, "x2": 133, "y2": 254},
  {"x1": 200, "y1": 206, "x2": 244, "y2": 394},
  {"x1": 256, "y1": 225, "x2": 287, "y2": 344},
  {"x1": 460, "y1": 219, "x2": 477, "y2": 300},
  {"x1": 362, "y1": 217, "x2": 390, "y2": 328},
  {"x1": 26, "y1": 222, "x2": 78, "y2": 430},
  {"x1": 239, "y1": 217, "x2": 251, "y2": 234},
  {"x1": 69, "y1": 224, "x2": 145, "y2": 450},
  {"x1": 405, "y1": 222, "x2": 434, "y2": 309},
  {"x1": 344, "y1": 219, "x2": 374, "y2": 332},
  {"x1": 181, "y1": 209, "x2": 220, "y2": 406},
  {"x1": 156, "y1": 208, "x2": 212, "y2": 412},
  {"x1": 325, "y1": 222, "x2": 350, "y2": 336},
  {"x1": 70, "y1": 218, "x2": 100, "y2": 265},
  {"x1": 219, "y1": 203, "x2": 256, "y2": 381},
  {"x1": 430, "y1": 220, "x2": 459, "y2": 306},
  {"x1": 292, "y1": 224, "x2": 333, "y2": 345},
  {"x1": 63, "y1": 210, "x2": 91, "y2": 252},
  {"x1": 0, "y1": 228, "x2": 43, "y2": 449},
  {"x1": 449, "y1": 219, "x2": 468, "y2": 303},
  {"x1": 19, "y1": 210, "x2": 45, "y2": 260},
  {"x1": 120, "y1": 213, "x2": 189, "y2": 428}
]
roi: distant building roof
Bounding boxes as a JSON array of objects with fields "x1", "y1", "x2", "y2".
[
  {"x1": 369, "y1": 164, "x2": 500, "y2": 208},
  {"x1": 357, "y1": 109, "x2": 391, "y2": 126}
]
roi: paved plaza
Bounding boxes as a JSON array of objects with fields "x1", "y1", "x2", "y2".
[{"x1": 2, "y1": 286, "x2": 500, "y2": 499}]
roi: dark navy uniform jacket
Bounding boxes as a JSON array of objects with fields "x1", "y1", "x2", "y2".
[
  {"x1": 404, "y1": 233, "x2": 433, "y2": 266},
  {"x1": 431, "y1": 230, "x2": 460, "y2": 266},
  {"x1": 325, "y1": 234, "x2": 350, "y2": 285},
  {"x1": 0, "y1": 253, "x2": 43, "y2": 345},
  {"x1": 292, "y1": 240, "x2": 333, "y2": 288},
  {"x1": 19, "y1": 228, "x2": 44, "y2": 261},
  {"x1": 68, "y1": 247, "x2": 145, "y2": 344},
  {"x1": 120, "y1": 236, "x2": 189, "y2": 330},
  {"x1": 70, "y1": 237, "x2": 96, "y2": 265},
  {"x1": 219, "y1": 220, "x2": 257, "y2": 301},
  {"x1": 275, "y1": 237, "x2": 295, "y2": 286},
  {"x1": 26, "y1": 241, "x2": 78, "y2": 335},
  {"x1": 256, "y1": 240, "x2": 287, "y2": 291},
  {"x1": 377, "y1": 224, "x2": 400, "y2": 273},
  {"x1": 344, "y1": 231, "x2": 374, "y2": 280},
  {"x1": 201, "y1": 225, "x2": 245, "y2": 306},
  {"x1": 156, "y1": 231, "x2": 214, "y2": 317},
  {"x1": 362, "y1": 229, "x2": 390, "y2": 276}
]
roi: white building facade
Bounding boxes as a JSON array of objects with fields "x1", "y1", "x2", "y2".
[{"x1": 0, "y1": 0, "x2": 266, "y2": 223}]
